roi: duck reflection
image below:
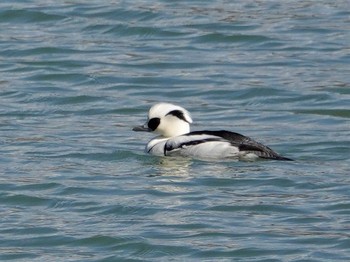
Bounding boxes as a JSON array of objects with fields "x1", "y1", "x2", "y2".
[{"x1": 149, "y1": 156, "x2": 193, "y2": 178}]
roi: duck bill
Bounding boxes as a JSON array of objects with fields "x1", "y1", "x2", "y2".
[{"x1": 132, "y1": 124, "x2": 151, "y2": 132}]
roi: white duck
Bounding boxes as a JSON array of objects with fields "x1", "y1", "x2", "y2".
[{"x1": 133, "y1": 103, "x2": 293, "y2": 161}]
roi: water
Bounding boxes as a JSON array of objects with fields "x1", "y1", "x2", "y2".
[{"x1": 1, "y1": 0, "x2": 349, "y2": 261}]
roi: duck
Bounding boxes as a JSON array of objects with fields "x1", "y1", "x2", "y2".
[{"x1": 133, "y1": 103, "x2": 293, "y2": 161}]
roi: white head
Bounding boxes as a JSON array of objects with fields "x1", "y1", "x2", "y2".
[{"x1": 133, "y1": 103, "x2": 193, "y2": 137}]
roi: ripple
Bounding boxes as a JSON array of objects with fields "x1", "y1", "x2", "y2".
[
  {"x1": 2, "y1": 193, "x2": 51, "y2": 206},
  {"x1": 295, "y1": 109, "x2": 350, "y2": 118},
  {"x1": 194, "y1": 32, "x2": 272, "y2": 44},
  {"x1": 0, "y1": 9, "x2": 66, "y2": 23},
  {"x1": 1, "y1": 1, "x2": 350, "y2": 261}
]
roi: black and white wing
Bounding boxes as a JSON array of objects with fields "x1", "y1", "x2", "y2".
[
  {"x1": 164, "y1": 133, "x2": 227, "y2": 157},
  {"x1": 165, "y1": 130, "x2": 292, "y2": 160},
  {"x1": 195, "y1": 130, "x2": 292, "y2": 160}
]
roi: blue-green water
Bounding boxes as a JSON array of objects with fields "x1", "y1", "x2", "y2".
[{"x1": 1, "y1": 1, "x2": 350, "y2": 261}]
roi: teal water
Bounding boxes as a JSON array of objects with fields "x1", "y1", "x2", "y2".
[{"x1": 1, "y1": 1, "x2": 350, "y2": 261}]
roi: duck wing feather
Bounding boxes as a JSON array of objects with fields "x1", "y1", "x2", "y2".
[{"x1": 165, "y1": 130, "x2": 292, "y2": 160}]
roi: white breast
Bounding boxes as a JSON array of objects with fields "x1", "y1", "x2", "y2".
[{"x1": 146, "y1": 137, "x2": 168, "y2": 155}]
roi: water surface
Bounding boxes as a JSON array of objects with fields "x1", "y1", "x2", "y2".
[{"x1": 1, "y1": 1, "x2": 349, "y2": 261}]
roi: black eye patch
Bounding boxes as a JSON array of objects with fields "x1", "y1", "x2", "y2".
[
  {"x1": 148, "y1": 118, "x2": 160, "y2": 131},
  {"x1": 166, "y1": 110, "x2": 189, "y2": 123}
]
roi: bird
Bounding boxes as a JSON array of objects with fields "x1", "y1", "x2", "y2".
[{"x1": 133, "y1": 103, "x2": 293, "y2": 161}]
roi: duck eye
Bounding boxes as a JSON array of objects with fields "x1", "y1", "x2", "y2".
[{"x1": 148, "y1": 118, "x2": 160, "y2": 131}]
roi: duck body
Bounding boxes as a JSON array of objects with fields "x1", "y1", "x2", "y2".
[{"x1": 133, "y1": 103, "x2": 293, "y2": 161}]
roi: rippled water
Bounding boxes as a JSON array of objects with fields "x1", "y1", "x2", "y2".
[{"x1": 1, "y1": 1, "x2": 350, "y2": 261}]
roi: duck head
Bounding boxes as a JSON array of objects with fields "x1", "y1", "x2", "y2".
[{"x1": 133, "y1": 103, "x2": 193, "y2": 137}]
